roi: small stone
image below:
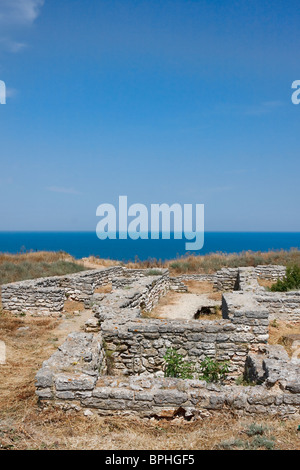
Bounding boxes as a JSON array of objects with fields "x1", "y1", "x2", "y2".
[{"x1": 0, "y1": 341, "x2": 6, "y2": 365}]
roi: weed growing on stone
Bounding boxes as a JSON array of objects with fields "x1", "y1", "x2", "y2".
[
  {"x1": 163, "y1": 348, "x2": 194, "y2": 379},
  {"x1": 199, "y1": 357, "x2": 229, "y2": 383}
]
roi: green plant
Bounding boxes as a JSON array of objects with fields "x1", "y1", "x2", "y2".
[
  {"x1": 217, "y1": 424, "x2": 275, "y2": 450},
  {"x1": 270, "y1": 319, "x2": 279, "y2": 328},
  {"x1": 199, "y1": 357, "x2": 229, "y2": 383},
  {"x1": 163, "y1": 348, "x2": 194, "y2": 379},
  {"x1": 145, "y1": 269, "x2": 162, "y2": 276},
  {"x1": 270, "y1": 265, "x2": 300, "y2": 292},
  {"x1": 245, "y1": 423, "x2": 269, "y2": 437},
  {"x1": 103, "y1": 340, "x2": 115, "y2": 375},
  {"x1": 235, "y1": 375, "x2": 256, "y2": 386}
]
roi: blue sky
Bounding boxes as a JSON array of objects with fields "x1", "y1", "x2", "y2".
[{"x1": 0, "y1": 0, "x2": 299, "y2": 231}]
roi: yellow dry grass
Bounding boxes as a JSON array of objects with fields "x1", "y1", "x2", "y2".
[
  {"x1": 94, "y1": 284, "x2": 113, "y2": 294},
  {"x1": 258, "y1": 279, "x2": 275, "y2": 289},
  {"x1": 268, "y1": 320, "x2": 300, "y2": 356},
  {"x1": 63, "y1": 300, "x2": 85, "y2": 314},
  {"x1": 0, "y1": 251, "x2": 75, "y2": 265}
]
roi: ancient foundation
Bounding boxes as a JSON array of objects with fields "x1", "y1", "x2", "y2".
[{"x1": 1, "y1": 263, "x2": 300, "y2": 418}]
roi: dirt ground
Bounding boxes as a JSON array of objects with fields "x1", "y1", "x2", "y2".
[
  {"x1": 149, "y1": 292, "x2": 222, "y2": 320},
  {"x1": 0, "y1": 305, "x2": 300, "y2": 450},
  {"x1": 148, "y1": 281, "x2": 222, "y2": 320}
]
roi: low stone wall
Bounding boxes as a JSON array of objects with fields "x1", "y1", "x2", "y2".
[
  {"x1": 0, "y1": 282, "x2": 66, "y2": 316},
  {"x1": 169, "y1": 277, "x2": 188, "y2": 292},
  {"x1": 36, "y1": 360, "x2": 300, "y2": 418},
  {"x1": 237, "y1": 267, "x2": 262, "y2": 293},
  {"x1": 0, "y1": 266, "x2": 124, "y2": 315},
  {"x1": 255, "y1": 291, "x2": 300, "y2": 322},
  {"x1": 176, "y1": 274, "x2": 215, "y2": 282},
  {"x1": 254, "y1": 265, "x2": 286, "y2": 280},
  {"x1": 47, "y1": 376, "x2": 300, "y2": 418},
  {"x1": 236, "y1": 267, "x2": 300, "y2": 322},
  {"x1": 213, "y1": 268, "x2": 239, "y2": 292},
  {"x1": 213, "y1": 265, "x2": 287, "y2": 292}
]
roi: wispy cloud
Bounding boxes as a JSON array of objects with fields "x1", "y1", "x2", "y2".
[
  {"x1": 214, "y1": 100, "x2": 285, "y2": 117},
  {"x1": 46, "y1": 186, "x2": 82, "y2": 195},
  {"x1": 0, "y1": 0, "x2": 44, "y2": 26},
  {"x1": 0, "y1": 37, "x2": 27, "y2": 53},
  {"x1": 0, "y1": 0, "x2": 44, "y2": 53},
  {"x1": 243, "y1": 101, "x2": 285, "y2": 116}
]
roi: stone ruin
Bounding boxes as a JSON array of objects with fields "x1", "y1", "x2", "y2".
[{"x1": 1, "y1": 264, "x2": 300, "y2": 419}]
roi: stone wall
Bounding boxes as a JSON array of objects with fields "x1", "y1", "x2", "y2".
[
  {"x1": 213, "y1": 268, "x2": 239, "y2": 292},
  {"x1": 1, "y1": 266, "x2": 124, "y2": 315},
  {"x1": 255, "y1": 291, "x2": 300, "y2": 322},
  {"x1": 96, "y1": 283, "x2": 269, "y2": 378},
  {"x1": 234, "y1": 266, "x2": 300, "y2": 322},
  {"x1": 35, "y1": 322, "x2": 300, "y2": 419},
  {"x1": 213, "y1": 265, "x2": 287, "y2": 292},
  {"x1": 34, "y1": 265, "x2": 300, "y2": 418},
  {"x1": 36, "y1": 350, "x2": 300, "y2": 419},
  {"x1": 254, "y1": 265, "x2": 286, "y2": 280},
  {"x1": 1, "y1": 282, "x2": 66, "y2": 316}
]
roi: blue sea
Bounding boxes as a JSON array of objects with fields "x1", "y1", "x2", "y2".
[{"x1": 0, "y1": 232, "x2": 299, "y2": 262}]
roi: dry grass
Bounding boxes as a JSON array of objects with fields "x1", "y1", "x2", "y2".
[
  {"x1": 0, "y1": 251, "x2": 87, "y2": 286},
  {"x1": 80, "y1": 249, "x2": 300, "y2": 276},
  {"x1": 258, "y1": 279, "x2": 275, "y2": 289},
  {"x1": 269, "y1": 320, "x2": 300, "y2": 357},
  {"x1": 0, "y1": 310, "x2": 299, "y2": 450},
  {"x1": 0, "y1": 251, "x2": 76, "y2": 265},
  {"x1": 94, "y1": 284, "x2": 113, "y2": 294},
  {"x1": 80, "y1": 257, "x2": 121, "y2": 269},
  {"x1": 63, "y1": 300, "x2": 85, "y2": 314},
  {"x1": 143, "y1": 291, "x2": 180, "y2": 319},
  {"x1": 3, "y1": 249, "x2": 300, "y2": 281},
  {"x1": 184, "y1": 280, "x2": 222, "y2": 301}
]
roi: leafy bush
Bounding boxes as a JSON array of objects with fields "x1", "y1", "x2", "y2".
[
  {"x1": 270, "y1": 265, "x2": 300, "y2": 292},
  {"x1": 163, "y1": 348, "x2": 194, "y2": 379},
  {"x1": 199, "y1": 357, "x2": 229, "y2": 383}
]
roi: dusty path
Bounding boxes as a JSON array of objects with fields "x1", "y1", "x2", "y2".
[
  {"x1": 55, "y1": 308, "x2": 93, "y2": 343},
  {"x1": 150, "y1": 292, "x2": 222, "y2": 320}
]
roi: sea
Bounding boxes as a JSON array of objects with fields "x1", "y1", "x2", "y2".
[{"x1": 0, "y1": 232, "x2": 299, "y2": 262}]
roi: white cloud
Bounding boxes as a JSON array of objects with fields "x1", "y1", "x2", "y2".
[
  {"x1": 47, "y1": 187, "x2": 82, "y2": 195},
  {"x1": 0, "y1": 37, "x2": 26, "y2": 53},
  {"x1": 5, "y1": 86, "x2": 18, "y2": 98},
  {"x1": 0, "y1": 1, "x2": 44, "y2": 54},
  {"x1": 213, "y1": 100, "x2": 285, "y2": 117},
  {"x1": 0, "y1": 0, "x2": 44, "y2": 25}
]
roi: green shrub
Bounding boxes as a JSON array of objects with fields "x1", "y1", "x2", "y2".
[
  {"x1": 270, "y1": 265, "x2": 300, "y2": 292},
  {"x1": 245, "y1": 423, "x2": 269, "y2": 437},
  {"x1": 163, "y1": 348, "x2": 194, "y2": 379},
  {"x1": 145, "y1": 269, "x2": 162, "y2": 276},
  {"x1": 199, "y1": 357, "x2": 229, "y2": 383}
]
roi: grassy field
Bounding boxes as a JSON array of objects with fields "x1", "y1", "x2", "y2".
[
  {"x1": 0, "y1": 251, "x2": 87, "y2": 285},
  {"x1": 82, "y1": 249, "x2": 300, "y2": 275},
  {"x1": 164, "y1": 249, "x2": 300, "y2": 274},
  {"x1": 1, "y1": 249, "x2": 300, "y2": 283}
]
